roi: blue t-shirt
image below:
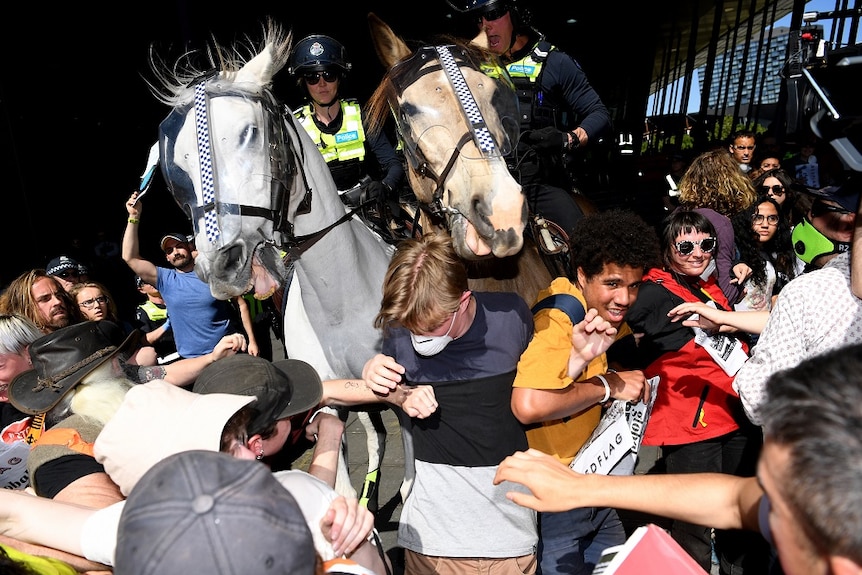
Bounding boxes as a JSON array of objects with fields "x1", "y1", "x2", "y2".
[{"x1": 156, "y1": 267, "x2": 237, "y2": 358}]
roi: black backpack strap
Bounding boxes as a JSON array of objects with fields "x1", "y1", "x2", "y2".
[{"x1": 531, "y1": 293, "x2": 586, "y2": 325}]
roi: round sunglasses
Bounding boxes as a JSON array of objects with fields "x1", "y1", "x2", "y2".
[{"x1": 674, "y1": 237, "x2": 717, "y2": 255}]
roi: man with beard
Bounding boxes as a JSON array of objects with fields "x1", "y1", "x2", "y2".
[
  {"x1": 122, "y1": 192, "x2": 242, "y2": 359},
  {"x1": 0, "y1": 270, "x2": 79, "y2": 333}
]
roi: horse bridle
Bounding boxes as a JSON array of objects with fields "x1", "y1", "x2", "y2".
[
  {"x1": 182, "y1": 80, "x2": 299, "y2": 247},
  {"x1": 391, "y1": 45, "x2": 504, "y2": 223}
]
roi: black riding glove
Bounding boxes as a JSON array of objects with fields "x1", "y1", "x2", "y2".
[
  {"x1": 523, "y1": 126, "x2": 567, "y2": 152},
  {"x1": 363, "y1": 180, "x2": 388, "y2": 203}
]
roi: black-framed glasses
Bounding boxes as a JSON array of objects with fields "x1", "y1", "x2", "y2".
[
  {"x1": 79, "y1": 296, "x2": 108, "y2": 309},
  {"x1": 752, "y1": 214, "x2": 780, "y2": 225},
  {"x1": 303, "y1": 71, "x2": 338, "y2": 85},
  {"x1": 761, "y1": 184, "x2": 785, "y2": 196},
  {"x1": 674, "y1": 237, "x2": 717, "y2": 255},
  {"x1": 164, "y1": 243, "x2": 185, "y2": 255},
  {"x1": 55, "y1": 270, "x2": 80, "y2": 279},
  {"x1": 734, "y1": 145, "x2": 756, "y2": 151},
  {"x1": 811, "y1": 200, "x2": 852, "y2": 217},
  {"x1": 477, "y1": 6, "x2": 508, "y2": 24}
]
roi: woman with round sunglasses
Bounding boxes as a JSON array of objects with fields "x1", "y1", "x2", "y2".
[
  {"x1": 615, "y1": 209, "x2": 770, "y2": 573},
  {"x1": 677, "y1": 148, "x2": 757, "y2": 306}
]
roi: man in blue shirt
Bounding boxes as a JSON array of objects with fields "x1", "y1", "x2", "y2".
[{"x1": 122, "y1": 193, "x2": 241, "y2": 359}]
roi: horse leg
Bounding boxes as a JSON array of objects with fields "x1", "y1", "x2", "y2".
[{"x1": 356, "y1": 409, "x2": 387, "y2": 512}]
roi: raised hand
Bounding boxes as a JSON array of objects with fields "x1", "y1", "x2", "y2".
[{"x1": 569, "y1": 308, "x2": 617, "y2": 375}]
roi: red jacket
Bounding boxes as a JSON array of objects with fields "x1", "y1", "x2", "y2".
[{"x1": 640, "y1": 268, "x2": 749, "y2": 446}]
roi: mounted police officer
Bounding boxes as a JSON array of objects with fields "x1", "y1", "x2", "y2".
[
  {"x1": 288, "y1": 34, "x2": 406, "y2": 238},
  {"x1": 448, "y1": 0, "x2": 612, "y2": 244}
]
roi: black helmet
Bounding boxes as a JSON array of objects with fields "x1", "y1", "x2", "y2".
[
  {"x1": 288, "y1": 35, "x2": 352, "y2": 76},
  {"x1": 446, "y1": 0, "x2": 505, "y2": 13},
  {"x1": 445, "y1": 0, "x2": 531, "y2": 29}
]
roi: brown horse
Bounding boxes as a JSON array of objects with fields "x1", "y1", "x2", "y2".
[{"x1": 364, "y1": 13, "x2": 554, "y2": 306}]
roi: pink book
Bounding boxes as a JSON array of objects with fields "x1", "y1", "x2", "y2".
[{"x1": 592, "y1": 523, "x2": 708, "y2": 574}]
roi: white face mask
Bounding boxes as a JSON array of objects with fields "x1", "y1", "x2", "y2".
[{"x1": 410, "y1": 309, "x2": 458, "y2": 356}]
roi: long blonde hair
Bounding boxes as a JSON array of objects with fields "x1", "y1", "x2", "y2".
[{"x1": 678, "y1": 148, "x2": 757, "y2": 217}]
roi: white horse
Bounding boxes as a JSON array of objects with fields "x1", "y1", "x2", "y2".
[
  {"x1": 150, "y1": 16, "x2": 545, "y2": 506},
  {"x1": 151, "y1": 21, "x2": 394, "y2": 502}
]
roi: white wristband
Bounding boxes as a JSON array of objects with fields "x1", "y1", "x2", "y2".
[{"x1": 596, "y1": 374, "x2": 611, "y2": 403}]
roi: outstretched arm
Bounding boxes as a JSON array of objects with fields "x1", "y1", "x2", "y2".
[
  {"x1": 494, "y1": 449, "x2": 762, "y2": 532},
  {"x1": 123, "y1": 191, "x2": 158, "y2": 285},
  {"x1": 158, "y1": 333, "x2": 247, "y2": 386},
  {"x1": 304, "y1": 408, "x2": 344, "y2": 489},
  {"x1": 667, "y1": 301, "x2": 769, "y2": 335},
  {"x1": 233, "y1": 296, "x2": 260, "y2": 357},
  {"x1": 0, "y1": 490, "x2": 116, "y2": 572}
]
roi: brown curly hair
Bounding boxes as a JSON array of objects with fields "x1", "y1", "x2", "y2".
[{"x1": 678, "y1": 148, "x2": 757, "y2": 217}]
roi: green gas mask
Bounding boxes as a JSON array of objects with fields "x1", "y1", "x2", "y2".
[{"x1": 792, "y1": 217, "x2": 850, "y2": 264}]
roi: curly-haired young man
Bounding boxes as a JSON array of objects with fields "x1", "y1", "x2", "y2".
[{"x1": 511, "y1": 208, "x2": 661, "y2": 575}]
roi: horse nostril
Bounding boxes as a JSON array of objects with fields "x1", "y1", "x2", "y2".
[{"x1": 222, "y1": 243, "x2": 246, "y2": 274}]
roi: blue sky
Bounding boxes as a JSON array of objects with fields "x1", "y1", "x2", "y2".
[{"x1": 650, "y1": 0, "x2": 838, "y2": 114}]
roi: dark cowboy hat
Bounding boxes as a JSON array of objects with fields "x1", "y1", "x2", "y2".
[{"x1": 9, "y1": 321, "x2": 140, "y2": 416}]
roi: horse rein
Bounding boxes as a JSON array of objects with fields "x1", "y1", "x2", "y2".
[{"x1": 390, "y1": 45, "x2": 502, "y2": 228}]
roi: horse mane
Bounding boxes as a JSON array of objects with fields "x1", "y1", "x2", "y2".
[
  {"x1": 146, "y1": 18, "x2": 293, "y2": 107},
  {"x1": 364, "y1": 34, "x2": 498, "y2": 139}
]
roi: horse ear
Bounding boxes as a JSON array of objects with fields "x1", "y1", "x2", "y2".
[
  {"x1": 235, "y1": 43, "x2": 279, "y2": 87},
  {"x1": 367, "y1": 12, "x2": 412, "y2": 70}
]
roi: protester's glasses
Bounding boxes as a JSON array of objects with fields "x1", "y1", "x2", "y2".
[
  {"x1": 164, "y1": 244, "x2": 185, "y2": 255},
  {"x1": 752, "y1": 214, "x2": 780, "y2": 225},
  {"x1": 477, "y1": 6, "x2": 508, "y2": 24},
  {"x1": 79, "y1": 296, "x2": 108, "y2": 309},
  {"x1": 811, "y1": 201, "x2": 852, "y2": 218},
  {"x1": 55, "y1": 270, "x2": 80, "y2": 279},
  {"x1": 674, "y1": 237, "x2": 717, "y2": 255},
  {"x1": 761, "y1": 184, "x2": 785, "y2": 196},
  {"x1": 734, "y1": 145, "x2": 756, "y2": 151},
  {"x1": 303, "y1": 71, "x2": 338, "y2": 85}
]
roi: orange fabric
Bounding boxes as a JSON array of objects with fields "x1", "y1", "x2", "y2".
[{"x1": 33, "y1": 428, "x2": 96, "y2": 457}]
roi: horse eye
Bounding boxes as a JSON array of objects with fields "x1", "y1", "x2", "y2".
[{"x1": 240, "y1": 125, "x2": 259, "y2": 147}]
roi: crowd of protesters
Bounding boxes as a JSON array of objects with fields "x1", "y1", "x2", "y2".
[{"x1": 1, "y1": 2, "x2": 861, "y2": 574}]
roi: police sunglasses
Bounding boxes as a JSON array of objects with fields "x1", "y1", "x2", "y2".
[
  {"x1": 477, "y1": 6, "x2": 508, "y2": 24},
  {"x1": 303, "y1": 71, "x2": 339, "y2": 85}
]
